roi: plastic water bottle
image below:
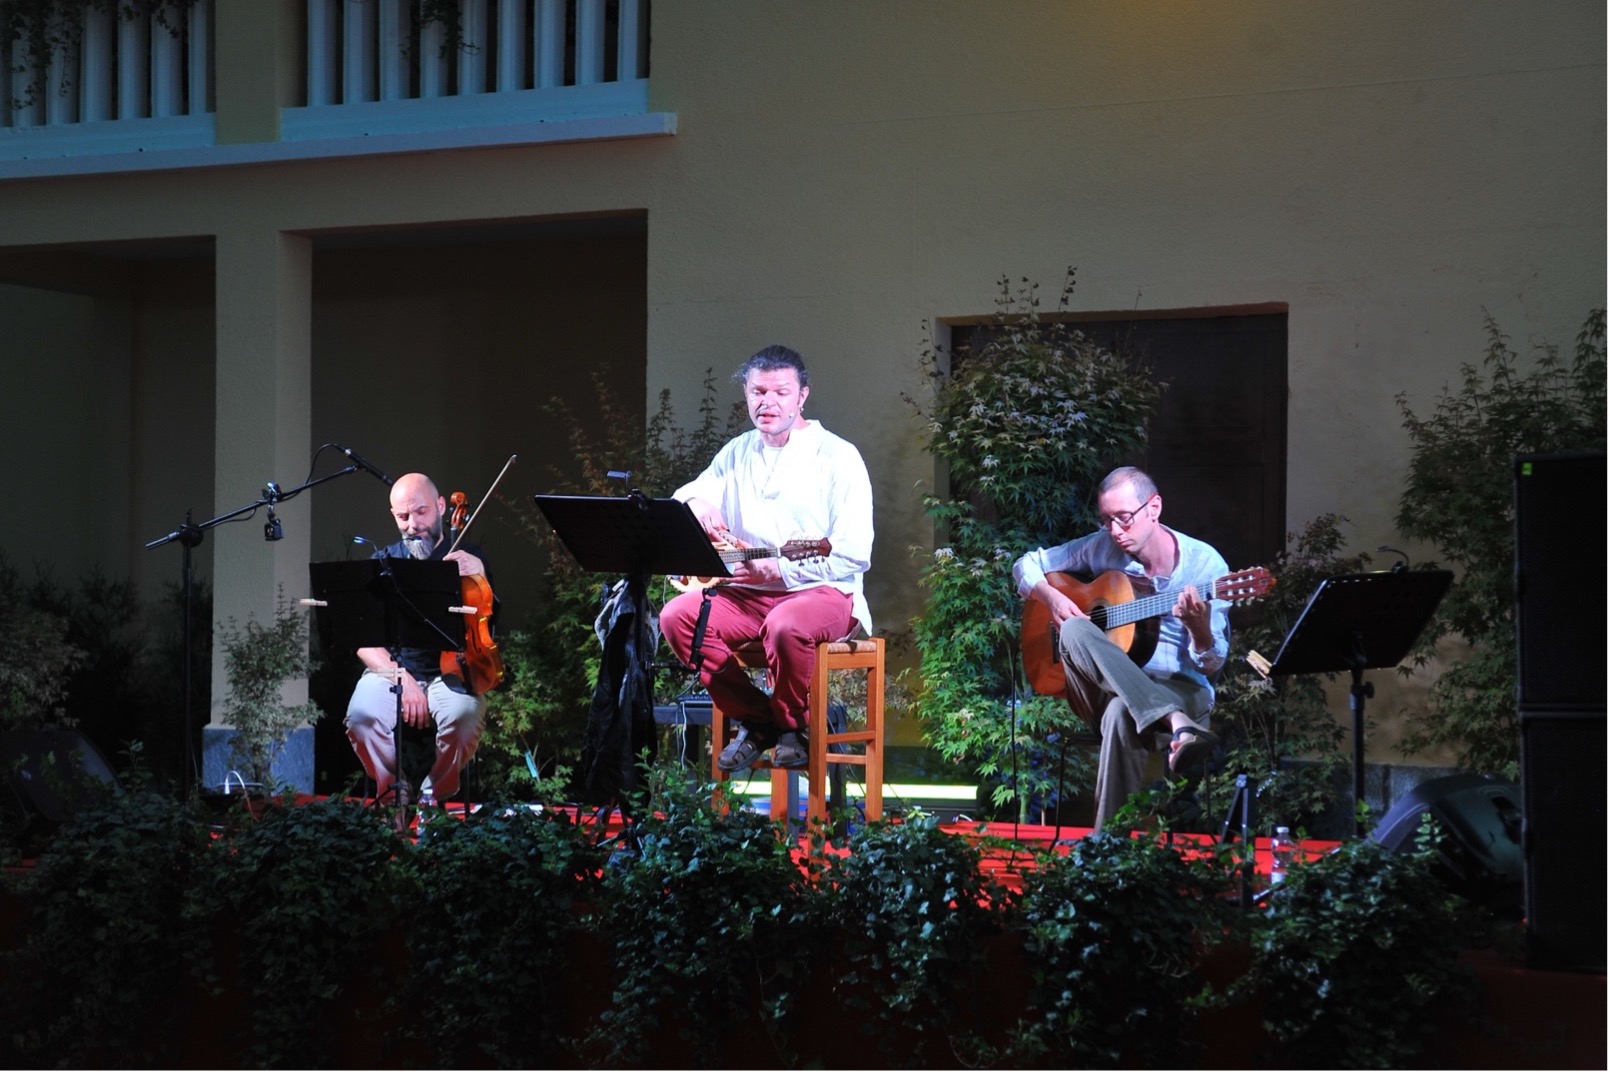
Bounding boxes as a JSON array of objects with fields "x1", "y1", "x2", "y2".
[{"x1": 1269, "y1": 826, "x2": 1298, "y2": 885}]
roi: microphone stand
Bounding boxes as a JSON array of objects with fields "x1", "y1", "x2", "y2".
[{"x1": 145, "y1": 462, "x2": 376, "y2": 791}]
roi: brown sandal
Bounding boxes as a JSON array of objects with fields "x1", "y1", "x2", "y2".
[{"x1": 1168, "y1": 725, "x2": 1219, "y2": 775}]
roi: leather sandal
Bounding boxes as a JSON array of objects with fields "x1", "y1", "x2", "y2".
[
  {"x1": 771, "y1": 731, "x2": 809, "y2": 769},
  {"x1": 718, "y1": 722, "x2": 777, "y2": 771},
  {"x1": 1168, "y1": 724, "x2": 1219, "y2": 775}
]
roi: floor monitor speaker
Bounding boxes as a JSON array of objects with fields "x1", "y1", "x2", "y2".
[
  {"x1": 0, "y1": 726, "x2": 119, "y2": 827},
  {"x1": 1369, "y1": 771, "x2": 1524, "y2": 915}
]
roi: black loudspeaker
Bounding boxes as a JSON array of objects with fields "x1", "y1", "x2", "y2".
[
  {"x1": 1369, "y1": 772, "x2": 1524, "y2": 914},
  {"x1": 1513, "y1": 453, "x2": 1606, "y2": 971},
  {"x1": 1514, "y1": 453, "x2": 1607, "y2": 708},
  {"x1": 0, "y1": 727, "x2": 120, "y2": 829},
  {"x1": 1519, "y1": 711, "x2": 1607, "y2": 972}
]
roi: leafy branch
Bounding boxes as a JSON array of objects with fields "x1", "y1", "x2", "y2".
[{"x1": 1393, "y1": 308, "x2": 1605, "y2": 776}]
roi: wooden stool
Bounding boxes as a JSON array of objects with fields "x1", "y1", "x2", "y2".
[{"x1": 710, "y1": 636, "x2": 885, "y2": 828}]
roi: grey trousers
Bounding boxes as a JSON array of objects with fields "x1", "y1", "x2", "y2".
[
  {"x1": 1057, "y1": 617, "x2": 1212, "y2": 831},
  {"x1": 345, "y1": 671, "x2": 485, "y2": 801}
]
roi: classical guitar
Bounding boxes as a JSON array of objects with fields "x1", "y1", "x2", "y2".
[
  {"x1": 1020, "y1": 567, "x2": 1275, "y2": 696},
  {"x1": 669, "y1": 537, "x2": 832, "y2": 593}
]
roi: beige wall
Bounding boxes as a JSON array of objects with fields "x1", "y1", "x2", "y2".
[
  {"x1": 639, "y1": 1, "x2": 1605, "y2": 753},
  {"x1": 0, "y1": 1, "x2": 1602, "y2": 756}
]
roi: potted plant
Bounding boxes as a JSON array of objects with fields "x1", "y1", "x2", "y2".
[{"x1": 215, "y1": 589, "x2": 322, "y2": 791}]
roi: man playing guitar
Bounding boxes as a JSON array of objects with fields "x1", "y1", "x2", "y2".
[{"x1": 1013, "y1": 466, "x2": 1234, "y2": 831}]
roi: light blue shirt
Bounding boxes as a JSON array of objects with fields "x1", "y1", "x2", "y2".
[{"x1": 1013, "y1": 525, "x2": 1231, "y2": 693}]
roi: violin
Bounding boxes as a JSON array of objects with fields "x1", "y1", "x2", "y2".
[{"x1": 439, "y1": 456, "x2": 516, "y2": 695}]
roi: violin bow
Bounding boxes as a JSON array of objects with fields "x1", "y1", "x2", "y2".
[{"x1": 445, "y1": 453, "x2": 517, "y2": 556}]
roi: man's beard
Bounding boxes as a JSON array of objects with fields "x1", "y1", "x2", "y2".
[{"x1": 404, "y1": 520, "x2": 442, "y2": 560}]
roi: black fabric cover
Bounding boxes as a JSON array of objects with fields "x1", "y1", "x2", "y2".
[{"x1": 579, "y1": 579, "x2": 659, "y2": 811}]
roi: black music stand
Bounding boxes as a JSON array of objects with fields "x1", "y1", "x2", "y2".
[
  {"x1": 307, "y1": 557, "x2": 465, "y2": 829},
  {"x1": 1268, "y1": 569, "x2": 1452, "y2": 838},
  {"x1": 534, "y1": 493, "x2": 729, "y2": 816}
]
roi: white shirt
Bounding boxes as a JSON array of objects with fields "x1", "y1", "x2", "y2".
[{"x1": 675, "y1": 420, "x2": 874, "y2": 635}]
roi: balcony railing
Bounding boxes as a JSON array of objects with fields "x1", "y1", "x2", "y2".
[
  {"x1": 0, "y1": 0, "x2": 661, "y2": 178},
  {"x1": 1, "y1": 1, "x2": 214, "y2": 128}
]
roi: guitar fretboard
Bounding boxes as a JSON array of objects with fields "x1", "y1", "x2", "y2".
[
  {"x1": 1090, "y1": 578, "x2": 1234, "y2": 630},
  {"x1": 719, "y1": 546, "x2": 782, "y2": 564}
]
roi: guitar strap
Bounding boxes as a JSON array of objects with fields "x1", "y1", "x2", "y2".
[{"x1": 688, "y1": 588, "x2": 716, "y2": 674}]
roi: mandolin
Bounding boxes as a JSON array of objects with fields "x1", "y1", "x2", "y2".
[
  {"x1": 1020, "y1": 567, "x2": 1275, "y2": 696},
  {"x1": 668, "y1": 537, "x2": 832, "y2": 593}
]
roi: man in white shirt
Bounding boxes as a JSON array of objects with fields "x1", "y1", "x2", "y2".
[
  {"x1": 661, "y1": 345, "x2": 874, "y2": 770},
  {"x1": 1013, "y1": 467, "x2": 1230, "y2": 830}
]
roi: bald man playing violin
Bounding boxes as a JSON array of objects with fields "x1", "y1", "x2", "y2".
[{"x1": 344, "y1": 472, "x2": 492, "y2": 817}]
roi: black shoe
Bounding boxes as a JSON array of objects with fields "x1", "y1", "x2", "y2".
[
  {"x1": 718, "y1": 722, "x2": 777, "y2": 770},
  {"x1": 771, "y1": 731, "x2": 808, "y2": 768}
]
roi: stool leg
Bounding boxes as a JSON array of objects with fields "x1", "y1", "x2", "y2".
[
  {"x1": 710, "y1": 701, "x2": 731, "y2": 814},
  {"x1": 770, "y1": 767, "x2": 790, "y2": 822},
  {"x1": 864, "y1": 640, "x2": 884, "y2": 822},
  {"x1": 807, "y1": 643, "x2": 831, "y2": 829}
]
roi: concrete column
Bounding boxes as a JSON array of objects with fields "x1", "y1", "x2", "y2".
[
  {"x1": 210, "y1": 228, "x2": 313, "y2": 724},
  {"x1": 215, "y1": 0, "x2": 303, "y2": 144}
]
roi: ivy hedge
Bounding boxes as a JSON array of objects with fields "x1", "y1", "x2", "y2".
[{"x1": 0, "y1": 764, "x2": 1494, "y2": 1070}]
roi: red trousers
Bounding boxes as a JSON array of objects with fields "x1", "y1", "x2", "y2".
[{"x1": 660, "y1": 585, "x2": 854, "y2": 732}]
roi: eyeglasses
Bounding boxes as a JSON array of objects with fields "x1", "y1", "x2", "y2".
[{"x1": 1099, "y1": 497, "x2": 1154, "y2": 530}]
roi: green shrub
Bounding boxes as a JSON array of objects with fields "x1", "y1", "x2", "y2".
[
  {"x1": 1394, "y1": 308, "x2": 1605, "y2": 777},
  {"x1": 0, "y1": 556, "x2": 86, "y2": 732},
  {"x1": 216, "y1": 589, "x2": 323, "y2": 785},
  {"x1": 407, "y1": 803, "x2": 605, "y2": 1067},
  {"x1": 588, "y1": 766, "x2": 812, "y2": 1068},
  {"x1": 0, "y1": 780, "x2": 211, "y2": 1068},
  {"x1": 186, "y1": 796, "x2": 406, "y2": 1068},
  {"x1": 818, "y1": 813, "x2": 1013, "y2": 1067},
  {"x1": 0, "y1": 553, "x2": 210, "y2": 787},
  {"x1": 1236, "y1": 829, "x2": 1475, "y2": 1068},
  {"x1": 1009, "y1": 830, "x2": 1232, "y2": 1068},
  {"x1": 0, "y1": 785, "x2": 1494, "y2": 1069}
]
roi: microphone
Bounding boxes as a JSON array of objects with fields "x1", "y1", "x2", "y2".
[{"x1": 335, "y1": 444, "x2": 393, "y2": 487}]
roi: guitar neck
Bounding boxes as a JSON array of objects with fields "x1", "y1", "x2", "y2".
[
  {"x1": 1096, "y1": 577, "x2": 1228, "y2": 630},
  {"x1": 719, "y1": 545, "x2": 781, "y2": 564}
]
